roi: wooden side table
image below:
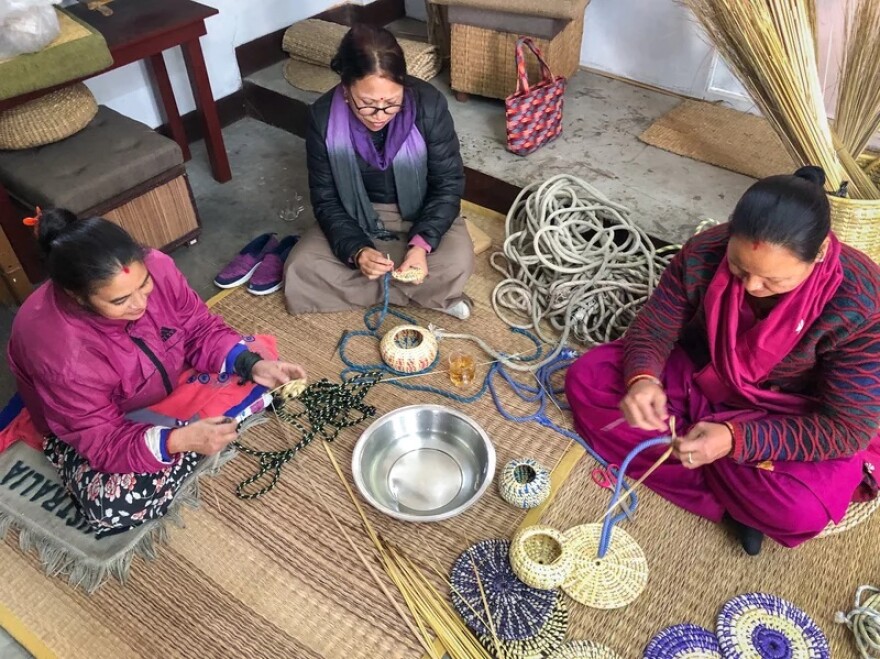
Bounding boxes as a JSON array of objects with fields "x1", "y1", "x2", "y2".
[{"x1": 0, "y1": 0, "x2": 232, "y2": 183}]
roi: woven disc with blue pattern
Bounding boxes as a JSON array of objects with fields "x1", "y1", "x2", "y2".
[
  {"x1": 450, "y1": 539, "x2": 557, "y2": 641},
  {"x1": 643, "y1": 624, "x2": 721, "y2": 659},
  {"x1": 717, "y1": 593, "x2": 830, "y2": 658}
]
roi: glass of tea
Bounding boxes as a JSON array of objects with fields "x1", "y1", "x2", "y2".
[{"x1": 448, "y1": 350, "x2": 476, "y2": 387}]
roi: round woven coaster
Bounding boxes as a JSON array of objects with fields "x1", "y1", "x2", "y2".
[
  {"x1": 817, "y1": 496, "x2": 880, "y2": 538},
  {"x1": 478, "y1": 591, "x2": 569, "y2": 659},
  {"x1": 716, "y1": 592, "x2": 830, "y2": 658},
  {"x1": 450, "y1": 539, "x2": 558, "y2": 641},
  {"x1": 643, "y1": 624, "x2": 721, "y2": 659},
  {"x1": 561, "y1": 524, "x2": 648, "y2": 609},
  {"x1": 547, "y1": 640, "x2": 623, "y2": 659}
]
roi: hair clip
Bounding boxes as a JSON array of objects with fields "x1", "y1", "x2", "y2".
[{"x1": 22, "y1": 206, "x2": 42, "y2": 227}]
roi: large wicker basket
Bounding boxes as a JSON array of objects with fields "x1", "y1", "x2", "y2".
[
  {"x1": 450, "y1": 12, "x2": 584, "y2": 100},
  {"x1": 830, "y1": 154, "x2": 880, "y2": 264},
  {"x1": 829, "y1": 194, "x2": 880, "y2": 264}
]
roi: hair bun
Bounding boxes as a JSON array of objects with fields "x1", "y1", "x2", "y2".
[
  {"x1": 794, "y1": 165, "x2": 826, "y2": 187},
  {"x1": 36, "y1": 207, "x2": 79, "y2": 257}
]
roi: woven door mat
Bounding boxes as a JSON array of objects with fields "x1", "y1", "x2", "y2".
[
  {"x1": 523, "y1": 448, "x2": 877, "y2": 657},
  {"x1": 0, "y1": 441, "x2": 230, "y2": 594},
  {"x1": 639, "y1": 99, "x2": 797, "y2": 181},
  {"x1": 0, "y1": 204, "x2": 585, "y2": 658}
]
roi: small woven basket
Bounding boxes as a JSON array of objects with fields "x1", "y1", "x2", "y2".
[
  {"x1": 379, "y1": 325, "x2": 438, "y2": 374},
  {"x1": 0, "y1": 83, "x2": 97, "y2": 150},
  {"x1": 499, "y1": 458, "x2": 552, "y2": 509},
  {"x1": 509, "y1": 525, "x2": 572, "y2": 590}
]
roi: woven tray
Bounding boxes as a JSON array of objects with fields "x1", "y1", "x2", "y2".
[
  {"x1": 0, "y1": 83, "x2": 96, "y2": 150},
  {"x1": 561, "y1": 523, "x2": 648, "y2": 610},
  {"x1": 817, "y1": 495, "x2": 880, "y2": 538},
  {"x1": 547, "y1": 640, "x2": 623, "y2": 659},
  {"x1": 479, "y1": 593, "x2": 569, "y2": 659}
]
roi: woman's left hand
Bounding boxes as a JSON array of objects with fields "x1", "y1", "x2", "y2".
[
  {"x1": 250, "y1": 360, "x2": 307, "y2": 388},
  {"x1": 673, "y1": 421, "x2": 733, "y2": 469},
  {"x1": 397, "y1": 246, "x2": 428, "y2": 282}
]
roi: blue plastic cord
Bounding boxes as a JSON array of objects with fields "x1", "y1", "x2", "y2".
[
  {"x1": 338, "y1": 274, "x2": 642, "y2": 522},
  {"x1": 597, "y1": 435, "x2": 672, "y2": 558}
]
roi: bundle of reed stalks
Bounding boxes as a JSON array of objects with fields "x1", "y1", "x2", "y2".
[
  {"x1": 835, "y1": 0, "x2": 880, "y2": 158},
  {"x1": 320, "y1": 441, "x2": 496, "y2": 659},
  {"x1": 685, "y1": 0, "x2": 880, "y2": 200}
]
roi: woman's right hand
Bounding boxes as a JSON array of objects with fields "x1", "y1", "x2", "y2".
[
  {"x1": 166, "y1": 417, "x2": 238, "y2": 456},
  {"x1": 356, "y1": 248, "x2": 394, "y2": 280},
  {"x1": 620, "y1": 379, "x2": 669, "y2": 431}
]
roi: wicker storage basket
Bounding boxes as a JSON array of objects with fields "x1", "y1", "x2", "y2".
[
  {"x1": 0, "y1": 84, "x2": 97, "y2": 150},
  {"x1": 829, "y1": 194, "x2": 880, "y2": 264},
  {"x1": 450, "y1": 12, "x2": 584, "y2": 100}
]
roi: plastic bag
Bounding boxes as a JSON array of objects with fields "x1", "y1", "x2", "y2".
[{"x1": 0, "y1": 0, "x2": 61, "y2": 59}]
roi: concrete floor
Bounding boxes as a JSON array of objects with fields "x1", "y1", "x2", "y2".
[
  {"x1": 256, "y1": 61, "x2": 757, "y2": 244},
  {"x1": 0, "y1": 62, "x2": 757, "y2": 656}
]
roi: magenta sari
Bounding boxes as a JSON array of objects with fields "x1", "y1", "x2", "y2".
[{"x1": 565, "y1": 236, "x2": 873, "y2": 547}]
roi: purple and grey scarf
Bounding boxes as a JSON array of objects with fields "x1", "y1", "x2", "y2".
[{"x1": 326, "y1": 84, "x2": 428, "y2": 239}]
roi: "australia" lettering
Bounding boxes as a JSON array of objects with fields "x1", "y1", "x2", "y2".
[{"x1": 1, "y1": 460, "x2": 94, "y2": 534}]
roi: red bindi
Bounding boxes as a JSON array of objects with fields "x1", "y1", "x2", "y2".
[
  {"x1": 751, "y1": 240, "x2": 761, "y2": 251},
  {"x1": 122, "y1": 266, "x2": 130, "y2": 274}
]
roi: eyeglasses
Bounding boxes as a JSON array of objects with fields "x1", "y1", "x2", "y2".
[{"x1": 347, "y1": 95, "x2": 404, "y2": 117}]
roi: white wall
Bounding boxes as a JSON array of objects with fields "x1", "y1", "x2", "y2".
[
  {"x1": 579, "y1": 0, "x2": 844, "y2": 115},
  {"x1": 83, "y1": 0, "x2": 345, "y2": 127}
]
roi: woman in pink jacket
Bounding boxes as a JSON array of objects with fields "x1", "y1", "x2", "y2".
[{"x1": 8, "y1": 208, "x2": 305, "y2": 536}]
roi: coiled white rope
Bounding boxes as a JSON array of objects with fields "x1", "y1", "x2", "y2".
[
  {"x1": 836, "y1": 585, "x2": 880, "y2": 658},
  {"x1": 491, "y1": 174, "x2": 692, "y2": 346},
  {"x1": 434, "y1": 174, "x2": 713, "y2": 371}
]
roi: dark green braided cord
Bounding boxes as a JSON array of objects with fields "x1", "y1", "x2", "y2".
[{"x1": 232, "y1": 371, "x2": 384, "y2": 499}]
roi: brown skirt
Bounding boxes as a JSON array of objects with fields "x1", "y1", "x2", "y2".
[{"x1": 283, "y1": 203, "x2": 475, "y2": 314}]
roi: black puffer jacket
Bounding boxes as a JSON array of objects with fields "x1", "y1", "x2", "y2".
[{"x1": 305, "y1": 77, "x2": 465, "y2": 264}]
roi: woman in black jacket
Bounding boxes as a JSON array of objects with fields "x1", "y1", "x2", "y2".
[{"x1": 284, "y1": 24, "x2": 474, "y2": 318}]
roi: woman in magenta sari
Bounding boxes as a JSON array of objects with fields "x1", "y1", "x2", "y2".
[{"x1": 565, "y1": 167, "x2": 880, "y2": 555}]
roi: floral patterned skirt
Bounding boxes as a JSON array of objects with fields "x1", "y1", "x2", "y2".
[{"x1": 44, "y1": 436, "x2": 200, "y2": 539}]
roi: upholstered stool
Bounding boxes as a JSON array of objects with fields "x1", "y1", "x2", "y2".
[
  {"x1": 0, "y1": 106, "x2": 201, "y2": 302},
  {"x1": 431, "y1": 0, "x2": 591, "y2": 100}
]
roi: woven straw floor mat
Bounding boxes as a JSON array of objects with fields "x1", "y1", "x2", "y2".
[
  {"x1": 639, "y1": 100, "x2": 797, "y2": 181},
  {"x1": 531, "y1": 449, "x2": 878, "y2": 656},
  {"x1": 0, "y1": 206, "x2": 578, "y2": 658}
]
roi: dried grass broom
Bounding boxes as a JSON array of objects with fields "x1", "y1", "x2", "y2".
[
  {"x1": 834, "y1": 0, "x2": 880, "y2": 157},
  {"x1": 684, "y1": 0, "x2": 879, "y2": 199}
]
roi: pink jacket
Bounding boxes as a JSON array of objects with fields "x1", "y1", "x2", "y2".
[{"x1": 7, "y1": 251, "x2": 242, "y2": 474}]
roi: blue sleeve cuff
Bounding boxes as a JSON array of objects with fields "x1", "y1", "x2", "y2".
[
  {"x1": 222, "y1": 342, "x2": 248, "y2": 374},
  {"x1": 159, "y1": 429, "x2": 172, "y2": 462}
]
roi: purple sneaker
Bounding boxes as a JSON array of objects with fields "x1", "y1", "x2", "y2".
[
  {"x1": 247, "y1": 235, "x2": 299, "y2": 295},
  {"x1": 213, "y1": 233, "x2": 279, "y2": 288}
]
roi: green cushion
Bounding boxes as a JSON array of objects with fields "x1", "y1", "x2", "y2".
[{"x1": 0, "y1": 9, "x2": 113, "y2": 101}]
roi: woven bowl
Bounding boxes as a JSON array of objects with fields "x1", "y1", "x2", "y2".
[
  {"x1": 509, "y1": 525, "x2": 572, "y2": 590},
  {"x1": 0, "y1": 83, "x2": 97, "y2": 150},
  {"x1": 499, "y1": 458, "x2": 551, "y2": 509},
  {"x1": 379, "y1": 325, "x2": 438, "y2": 374}
]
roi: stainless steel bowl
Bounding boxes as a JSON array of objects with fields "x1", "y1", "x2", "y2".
[{"x1": 352, "y1": 405, "x2": 496, "y2": 522}]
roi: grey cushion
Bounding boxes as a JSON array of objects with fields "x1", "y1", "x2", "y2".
[
  {"x1": 448, "y1": 6, "x2": 567, "y2": 39},
  {"x1": 0, "y1": 106, "x2": 183, "y2": 215}
]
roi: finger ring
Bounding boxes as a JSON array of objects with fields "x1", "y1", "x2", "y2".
[{"x1": 687, "y1": 452, "x2": 693, "y2": 465}]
